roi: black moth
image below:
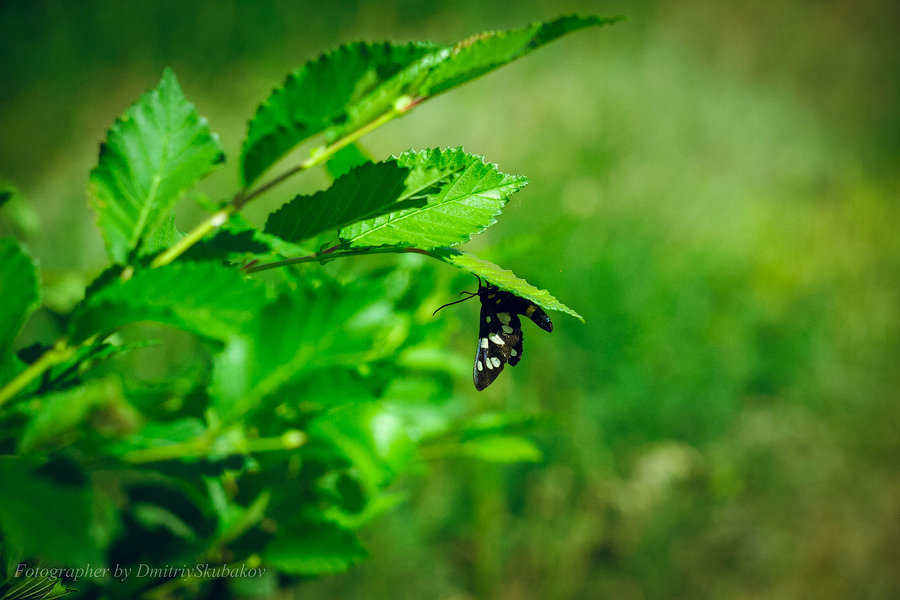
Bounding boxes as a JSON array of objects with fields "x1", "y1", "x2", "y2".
[{"x1": 434, "y1": 277, "x2": 553, "y2": 390}]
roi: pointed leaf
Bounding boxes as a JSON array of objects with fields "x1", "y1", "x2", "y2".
[
  {"x1": 339, "y1": 148, "x2": 527, "y2": 249},
  {"x1": 0, "y1": 238, "x2": 40, "y2": 354},
  {"x1": 70, "y1": 262, "x2": 267, "y2": 343},
  {"x1": 264, "y1": 161, "x2": 411, "y2": 244},
  {"x1": 433, "y1": 247, "x2": 584, "y2": 321},
  {"x1": 88, "y1": 68, "x2": 225, "y2": 264},
  {"x1": 241, "y1": 16, "x2": 622, "y2": 185},
  {"x1": 241, "y1": 42, "x2": 437, "y2": 185},
  {"x1": 421, "y1": 15, "x2": 625, "y2": 96}
]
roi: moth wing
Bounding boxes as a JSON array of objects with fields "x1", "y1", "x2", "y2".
[{"x1": 473, "y1": 304, "x2": 521, "y2": 391}]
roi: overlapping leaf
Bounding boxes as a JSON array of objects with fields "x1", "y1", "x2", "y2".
[
  {"x1": 338, "y1": 148, "x2": 527, "y2": 248},
  {"x1": 241, "y1": 15, "x2": 622, "y2": 186},
  {"x1": 264, "y1": 161, "x2": 411, "y2": 244},
  {"x1": 88, "y1": 68, "x2": 225, "y2": 264},
  {"x1": 70, "y1": 262, "x2": 267, "y2": 343},
  {"x1": 241, "y1": 42, "x2": 437, "y2": 185},
  {"x1": 0, "y1": 238, "x2": 40, "y2": 354},
  {"x1": 433, "y1": 247, "x2": 584, "y2": 321}
]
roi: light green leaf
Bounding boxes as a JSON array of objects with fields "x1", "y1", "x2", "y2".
[
  {"x1": 241, "y1": 42, "x2": 436, "y2": 185},
  {"x1": 265, "y1": 161, "x2": 412, "y2": 244},
  {"x1": 433, "y1": 247, "x2": 584, "y2": 321},
  {"x1": 241, "y1": 16, "x2": 622, "y2": 186},
  {"x1": 70, "y1": 261, "x2": 267, "y2": 343},
  {"x1": 460, "y1": 434, "x2": 543, "y2": 463},
  {"x1": 262, "y1": 521, "x2": 366, "y2": 576},
  {"x1": 88, "y1": 68, "x2": 225, "y2": 264},
  {"x1": 0, "y1": 238, "x2": 40, "y2": 354},
  {"x1": 339, "y1": 148, "x2": 527, "y2": 248}
]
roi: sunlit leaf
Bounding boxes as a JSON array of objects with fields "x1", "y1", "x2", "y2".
[
  {"x1": 432, "y1": 247, "x2": 584, "y2": 321},
  {"x1": 241, "y1": 16, "x2": 622, "y2": 185},
  {"x1": 88, "y1": 68, "x2": 225, "y2": 264},
  {"x1": 339, "y1": 148, "x2": 527, "y2": 248},
  {"x1": 460, "y1": 434, "x2": 543, "y2": 463}
]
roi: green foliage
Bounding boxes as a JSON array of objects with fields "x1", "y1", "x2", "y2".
[
  {"x1": 434, "y1": 247, "x2": 584, "y2": 321},
  {"x1": 87, "y1": 69, "x2": 225, "y2": 264},
  {"x1": 0, "y1": 239, "x2": 39, "y2": 354},
  {"x1": 0, "y1": 14, "x2": 612, "y2": 599},
  {"x1": 240, "y1": 15, "x2": 622, "y2": 185}
]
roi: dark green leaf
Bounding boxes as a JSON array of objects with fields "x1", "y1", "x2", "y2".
[
  {"x1": 241, "y1": 16, "x2": 622, "y2": 185},
  {"x1": 0, "y1": 186, "x2": 13, "y2": 210},
  {"x1": 0, "y1": 238, "x2": 40, "y2": 355},
  {"x1": 265, "y1": 161, "x2": 412, "y2": 244},
  {"x1": 70, "y1": 261, "x2": 267, "y2": 343},
  {"x1": 262, "y1": 521, "x2": 366, "y2": 576},
  {"x1": 88, "y1": 68, "x2": 225, "y2": 264},
  {"x1": 0, "y1": 457, "x2": 104, "y2": 565},
  {"x1": 241, "y1": 42, "x2": 436, "y2": 185},
  {"x1": 339, "y1": 148, "x2": 527, "y2": 248},
  {"x1": 432, "y1": 247, "x2": 584, "y2": 321}
]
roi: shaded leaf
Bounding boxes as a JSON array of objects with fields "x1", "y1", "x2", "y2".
[
  {"x1": 265, "y1": 161, "x2": 412, "y2": 244},
  {"x1": 241, "y1": 42, "x2": 436, "y2": 185},
  {"x1": 18, "y1": 378, "x2": 137, "y2": 453},
  {"x1": 88, "y1": 68, "x2": 225, "y2": 264},
  {"x1": 70, "y1": 261, "x2": 267, "y2": 343},
  {"x1": 326, "y1": 143, "x2": 373, "y2": 179},
  {"x1": 0, "y1": 238, "x2": 40, "y2": 354},
  {"x1": 433, "y1": 247, "x2": 584, "y2": 321},
  {"x1": 262, "y1": 521, "x2": 366, "y2": 576},
  {"x1": 339, "y1": 148, "x2": 527, "y2": 248},
  {"x1": 0, "y1": 457, "x2": 104, "y2": 565}
]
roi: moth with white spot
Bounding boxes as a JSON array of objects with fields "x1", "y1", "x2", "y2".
[{"x1": 433, "y1": 277, "x2": 553, "y2": 391}]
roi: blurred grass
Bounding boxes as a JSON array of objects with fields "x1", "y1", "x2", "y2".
[{"x1": 2, "y1": 0, "x2": 899, "y2": 598}]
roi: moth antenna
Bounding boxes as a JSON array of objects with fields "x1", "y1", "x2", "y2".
[{"x1": 432, "y1": 291, "x2": 478, "y2": 316}]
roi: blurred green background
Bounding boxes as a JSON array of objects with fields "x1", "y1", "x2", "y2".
[{"x1": 2, "y1": 0, "x2": 899, "y2": 598}]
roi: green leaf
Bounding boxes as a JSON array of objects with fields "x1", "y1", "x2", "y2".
[
  {"x1": 460, "y1": 434, "x2": 543, "y2": 463},
  {"x1": 339, "y1": 148, "x2": 527, "y2": 248},
  {"x1": 18, "y1": 378, "x2": 136, "y2": 453},
  {"x1": 0, "y1": 457, "x2": 104, "y2": 566},
  {"x1": 70, "y1": 261, "x2": 267, "y2": 343},
  {"x1": 433, "y1": 247, "x2": 584, "y2": 321},
  {"x1": 262, "y1": 521, "x2": 366, "y2": 576},
  {"x1": 264, "y1": 161, "x2": 413, "y2": 244},
  {"x1": 1, "y1": 577, "x2": 76, "y2": 600},
  {"x1": 241, "y1": 16, "x2": 622, "y2": 185},
  {"x1": 421, "y1": 15, "x2": 625, "y2": 96},
  {"x1": 241, "y1": 42, "x2": 436, "y2": 185},
  {"x1": 326, "y1": 143, "x2": 373, "y2": 179},
  {"x1": 0, "y1": 238, "x2": 40, "y2": 354},
  {"x1": 88, "y1": 68, "x2": 225, "y2": 264}
]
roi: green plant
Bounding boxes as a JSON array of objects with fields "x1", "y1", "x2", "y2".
[{"x1": 0, "y1": 15, "x2": 619, "y2": 599}]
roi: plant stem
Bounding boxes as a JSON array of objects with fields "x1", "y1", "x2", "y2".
[
  {"x1": 244, "y1": 246, "x2": 433, "y2": 274},
  {"x1": 121, "y1": 429, "x2": 308, "y2": 464},
  {"x1": 0, "y1": 338, "x2": 84, "y2": 409},
  {"x1": 150, "y1": 107, "x2": 404, "y2": 269}
]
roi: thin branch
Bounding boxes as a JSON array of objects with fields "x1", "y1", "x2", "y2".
[{"x1": 244, "y1": 246, "x2": 433, "y2": 274}]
